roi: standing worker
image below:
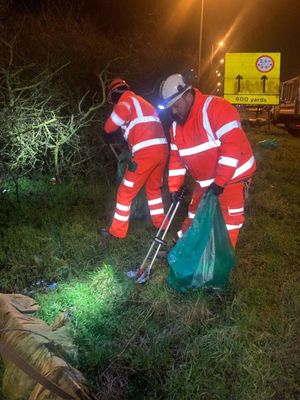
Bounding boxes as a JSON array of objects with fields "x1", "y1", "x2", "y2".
[
  {"x1": 158, "y1": 73, "x2": 256, "y2": 248},
  {"x1": 101, "y1": 78, "x2": 169, "y2": 239}
]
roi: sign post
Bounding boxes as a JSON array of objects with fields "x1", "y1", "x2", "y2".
[{"x1": 224, "y1": 52, "x2": 281, "y2": 105}]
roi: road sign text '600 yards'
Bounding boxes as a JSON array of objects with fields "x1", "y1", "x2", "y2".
[{"x1": 224, "y1": 53, "x2": 281, "y2": 105}]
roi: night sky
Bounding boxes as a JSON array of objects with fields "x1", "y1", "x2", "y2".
[
  {"x1": 83, "y1": 0, "x2": 300, "y2": 81},
  {"x1": 200, "y1": 0, "x2": 300, "y2": 80},
  {"x1": 9, "y1": 0, "x2": 300, "y2": 81}
]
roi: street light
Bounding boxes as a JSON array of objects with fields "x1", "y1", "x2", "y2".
[{"x1": 211, "y1": 40, "x2": 225, "y2": 68}]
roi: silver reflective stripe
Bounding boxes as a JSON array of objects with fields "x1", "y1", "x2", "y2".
[
  {"x1": 232, "y1": 156, "x2": 255, "y2": 178},
  {"x1": 218, "y1": 156, "x2": 239, "y2": 167},
  {"x1": 148, "y1": 197, "x2": 162, "y2": 206},
  {"x1": 196, "y1": 178, "x2": 214, "y2": 188},
  {"x1": 226, "y1": 223, "x2": 243, "y2": 231},
  {"x1": 150, "y1": 208, "x2": 164, "y2": 215},
  {"x1": 215, "y1": 120, "x2": 240, "y2": 139},
  {"x1": 111, "y1": 111, "x2": 125, "y2": 126},
  {"x1": 131, "y1": 96, "x2": 143, "y2": 118},
  {"x1": 229, "y1": 207, "x2": 244, "y2": 214},
  {"x1": 170, "y1": 143, "x2": 178, "y2": 151},
  {"x1": 132, "y1": 138, "x2": 167, "y2": 154},
  {"x1": 124, "y1": 116, "x2": 161, "y2": 140},
  {"x1": 202, "y1": 96, "x2": 214, "y2": 141},
  {"x1": 188, "y1": 212, "x2": 196, "y2": 219},
  {"x1": 179, "y1": 140, "x2": 220, "y2": 156},
  {"x1": 169, "y1": 168, "x2": 186, "y2": 177},
  {"x1": 172, "y1": 121, "x2": 177, "y2": 139},
  {"x1": 114, "y1": 212, "x2": 130, "y2": 222},
  {"x1": 123, "y1": 179, "x2": 134, "y2": 188},
  {"x1": 116, "y1": 202, "x2": 130, "y2": 212}
]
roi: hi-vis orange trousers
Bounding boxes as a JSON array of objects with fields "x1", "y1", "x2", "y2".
[
  {"x1": 179, "y1": 181, "x2": 247, "y2": 248},
  {"x1": 109, "y1": 146, "x2": 169, "y2": 238}
]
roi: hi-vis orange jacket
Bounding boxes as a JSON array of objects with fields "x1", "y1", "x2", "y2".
[
  {"x1": 104, "y1": 91, "x2": 167, "y2": 154},
  {"x1": 168, "y1": 89, "x2": 256, "y2": 193}
]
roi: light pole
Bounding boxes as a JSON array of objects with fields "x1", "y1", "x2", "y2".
[{"x1": 198, "y1": 0, "x2": 204, "y2": 81}]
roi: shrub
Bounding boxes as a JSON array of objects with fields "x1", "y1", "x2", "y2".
[{"x1": 0, "y1": 39, "x2": 108, "y2": 182}]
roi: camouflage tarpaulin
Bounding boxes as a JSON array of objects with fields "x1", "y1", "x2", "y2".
[{"x1": 0, "y1": 293, "x2": 94, "y2": 400}]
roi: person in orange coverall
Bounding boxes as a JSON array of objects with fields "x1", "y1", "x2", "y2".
[
  {"x1": 101, "y1": 78, "x2": 169, "y2": 239},
  {"x1": 159, "y1": 73, "x2": 256, "y2": 248}
]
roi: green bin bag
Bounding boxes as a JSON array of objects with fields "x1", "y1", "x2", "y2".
[{"x1": 167, "y1": 191, "x2": 236, "y2": 293}]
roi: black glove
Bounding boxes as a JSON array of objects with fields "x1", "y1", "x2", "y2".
[
  {"x1": 171, "y1": 186, "x2": 185, "y2": 204},
  {"x1": 208, "y1": 182, "x2": 224, "y2": 196}
]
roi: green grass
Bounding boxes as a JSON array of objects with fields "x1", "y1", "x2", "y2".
[{"x1": 1, "y1": 126, "x2": 300, "y2": 399}]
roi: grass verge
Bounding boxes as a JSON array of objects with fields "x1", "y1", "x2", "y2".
[{"x1": 0, "y1": 126, "x2": 300, "y2": 399}]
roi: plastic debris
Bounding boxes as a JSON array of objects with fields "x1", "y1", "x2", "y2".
[
  {"x1": 47, "y1": 282, "x2": 58, "y2": 290},
  {"x1": 23, "y1": 280, "x2": 58, "y2": 296},
  {"x1": 258, "y1": 138, "x2": 278, "y2": 149},
  {"x1": 126, "y1": 270, "x2": 137, "y2": 279}
]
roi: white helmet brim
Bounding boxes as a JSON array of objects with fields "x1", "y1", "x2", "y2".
[
  {"x1": 158, "y1": 73, "x2": 192, "y2": 109},
  {"x1": 162, "y1": 85, "x2": 191, "y2": 109}
]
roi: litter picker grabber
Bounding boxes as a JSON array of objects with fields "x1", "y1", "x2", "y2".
[{"x1": 126, "y1": 198, "x2": 181, "y2": 284}]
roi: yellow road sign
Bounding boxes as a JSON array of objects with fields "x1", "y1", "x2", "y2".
[{"x1": 224, "y1": 52, "x2": 281, "y2": 105}]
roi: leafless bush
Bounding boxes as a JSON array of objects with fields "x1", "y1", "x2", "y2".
[
  {"x1": 0, "y1": 4, "x2": 196, "y2": 187},
  {"x1": 0, "y1": 38, "x2": 108, "y2": 182}
]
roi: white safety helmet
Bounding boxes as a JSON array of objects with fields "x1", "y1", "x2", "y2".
[{"x1": 158, "y1": 73, "x2": 192, "y2": 109}]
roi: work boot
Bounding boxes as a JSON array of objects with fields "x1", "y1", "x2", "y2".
[
  {"x1": 98, "y1": 228, "x2": 112, "y2": 239},
  {"x1": 157, "y1": 249, "x2": 168, "y2": 259},
  {"x1": 157, "y1": 237, "x2": 179, "y2": 259}
]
